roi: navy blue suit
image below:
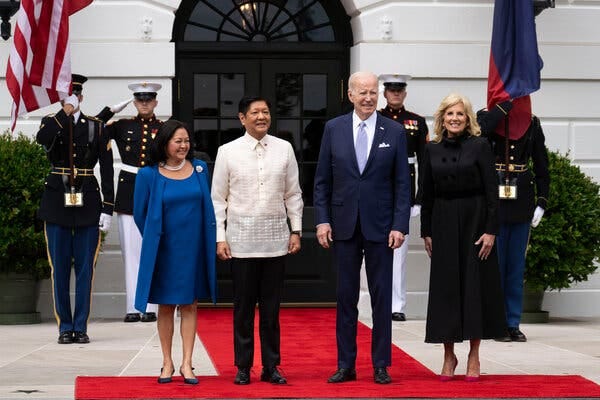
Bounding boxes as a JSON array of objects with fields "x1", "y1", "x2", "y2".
[{"x1": 314, "y1": 111, "x2": 411, "y2": 368}]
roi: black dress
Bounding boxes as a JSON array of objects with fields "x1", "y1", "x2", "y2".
[{"x1": 420, "y1": 134, "x2": 506, "y2": 343}]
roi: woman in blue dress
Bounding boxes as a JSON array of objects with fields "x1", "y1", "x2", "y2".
[{"x1": 133, "y1": 120, "x2": 216, "y2": 385}]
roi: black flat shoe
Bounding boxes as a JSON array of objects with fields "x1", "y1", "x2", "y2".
[
  {"x1": 141, "y1": 312, "x2": 157, "y2": 322},
  {"x1": 180, "y1": 367, "x2": 198, "y2": 385},
  {"x1": 374, "y1": 367, "x2": 391, "y2": 384},
  {"x1": 508, "y1": 327, "x2": 527, "y2": 342},
  {"x1": 392, "y1": 312, "x2": 406, "y2": 321},
  {"x1": 157, "y1": 367, "x2": 174, "y2": 384},
  {"x1": 261, "y1": 367, "x2": 287, "y2": 384},
  {"x1": 124, "y1": 313, "x2": 140, "y2": 323},
  {"x1": 327, "y1": 368, "x2": 356, "y2": 383},
  {"x1": 73, "y1": 331, "x2": 90, "y2": 344},
  {"x1": 234, "y1": 367, "x2": 250, "y2": 385},
  {"x1": 57, "y1": 331, "x2": 73, "y2": 344}
]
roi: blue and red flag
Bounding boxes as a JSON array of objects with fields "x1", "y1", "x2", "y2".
[{"x1": 487, "y1": 0, "x2": 543, "y2": 139}]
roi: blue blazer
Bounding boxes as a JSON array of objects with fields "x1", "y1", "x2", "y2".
[
  {"x1": 313, "y1": 112, "x2": 411, "y2": 242},
  {"x1": 133, "y1": 159, "x2": 217, "y2": 312}
]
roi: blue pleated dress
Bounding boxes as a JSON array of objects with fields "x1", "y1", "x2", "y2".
[{"x1": 147, "y1": 173, "x2": 203, "y2": 305}]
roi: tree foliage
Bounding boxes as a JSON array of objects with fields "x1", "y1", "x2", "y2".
[
  {"x1": 0, "y1": 132, "x2": 51, "y2": 280},
  {"x1": 526, "y1": 151, "x2": 600, "y2": 291}
]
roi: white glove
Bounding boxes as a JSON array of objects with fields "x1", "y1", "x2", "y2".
[
  {"x1": 531, "y1": 206, "x2": 545, "y2": 228},
  {"x1": 99, "y1": 213, "x2": 112, "y2": 232},
  {"x1": 110, "y1": 97, "x2": 134, "y2": 113},
  {"x1": 411, "y1": 205, "x2": 421, "y2": 217},
  {"x1": 64, "y1": 94, "x2": 79, "y2": 109}
]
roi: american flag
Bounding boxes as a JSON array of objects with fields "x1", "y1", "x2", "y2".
[{"x1": 6, "y1": 0, "x2": 93, "y2": 131}]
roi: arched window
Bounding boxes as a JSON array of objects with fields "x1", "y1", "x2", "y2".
[{"x1": 183, "y1": 0, "x2": 336, "y2": 42}]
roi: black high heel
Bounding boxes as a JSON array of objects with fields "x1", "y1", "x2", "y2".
[
  {"x1": 157, "y1": 367, "x2": 174, "y2": 384},
  {"x1": 180, "y1": 366, "x2": 198, "y2": 385}
]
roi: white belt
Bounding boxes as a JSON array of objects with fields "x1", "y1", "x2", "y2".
[
  {"x1": 407, "y1": 156, "x2": 416, "y2": 164},
  {"x1": 120, "y1": 164, "x2": 139, "y2": 174}
]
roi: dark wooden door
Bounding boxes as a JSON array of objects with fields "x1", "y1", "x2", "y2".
[{"x1": 178, "y1": 56, "x2": 345, "y2": 303}]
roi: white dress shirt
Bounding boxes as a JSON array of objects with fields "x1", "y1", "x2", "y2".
[{"x1": 211, "y1": 133, "x2": 303, "y2": 258}]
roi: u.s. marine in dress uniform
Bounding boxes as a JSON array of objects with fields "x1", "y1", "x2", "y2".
[
  {"x1": 36, "y1": 74, "x2": 114, "y2": 344},
  {"x1": 378, "y1": 74, "x2": 428, "y2": 322},
  {"x1": 103, "y1": 82, "x2": 163, "y2": 323},
  {"x1": 477, "y1": 100, "x2": 549, "y2": 343}
]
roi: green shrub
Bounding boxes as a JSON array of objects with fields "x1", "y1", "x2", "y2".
[
  {"x1": 525, "y1": 151, "x2": 600, "y2": 291},
  {"x1": 0, "y1": 131, "x2": 51, "y2": 280}
]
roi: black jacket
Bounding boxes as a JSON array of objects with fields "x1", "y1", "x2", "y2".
[
  {"x1": 478, "y1": 103, "x2": 550, "y2": 224},
  {"x1": 104, "y1": 115, "x2": 163, "y2": 214},
  {"x1": 380, "y1": 106, "x2": 428, "y2": 205},
  {"x1": 36, "y1": 109, "x2": 114, "y2": 227}
]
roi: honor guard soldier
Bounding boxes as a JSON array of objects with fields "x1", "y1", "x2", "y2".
[
  {"x1": 104, "y1": 82, "x2": 163, "y2": 323},
  {"x1": 36, "y1": 74, "x2": 115, "y2": 344},
  {"x1": 379, "y1": 74, "x2": 429, "y2": 322},
  {"x1": 478, "y1": 101, "x2": 550, "y2": 342}
]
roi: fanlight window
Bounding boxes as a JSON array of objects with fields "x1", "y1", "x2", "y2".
[{"x1": 184, "y1": 0, "x2": 335, "y2": 42}]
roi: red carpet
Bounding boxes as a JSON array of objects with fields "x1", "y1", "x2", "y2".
[{"x1": 75, "y1": 308, "x2": 600, "y2": 399}]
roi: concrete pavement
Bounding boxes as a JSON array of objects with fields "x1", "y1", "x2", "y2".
[{"x1": 1, "y1": 313, "x2": 599, "y2": 400}]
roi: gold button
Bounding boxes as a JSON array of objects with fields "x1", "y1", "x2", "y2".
[
  {"x1": 510, "y1": 145, "x2": 515, "y2": 149},
  {"x1": 510, "y1": 156, "x2": 514, "y2": 160},
  {"x1": 127, "y1": 137, "x2": 131, "y2": 141},
  {"x1": 125, "y1": 145, "x2": 131, "y2": 151},
  {"x1": 143, "y1": 131, "x2": 148, "y2": 135},
  {"x1": 144, "y1": 124, "x2": 148, "y2": 128},
  {"x1": 141, "y1": 154, "x2": 146, "y2": 158},
  {"x1": 143, "y1": 138, "x2": 147, "y2": 142},
  {"x1": 141, "y1": 161, "x2": 145, "y2": 166},
  {"x1": 142, "y1": 145, "x2": 146, "y2": 150}
]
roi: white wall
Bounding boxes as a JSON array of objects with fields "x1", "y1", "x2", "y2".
[{"x1": 1, "y1": 0, "x2": 598, "y2": 317}]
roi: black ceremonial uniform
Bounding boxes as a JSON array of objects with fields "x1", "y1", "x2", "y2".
[
  {"x1": 37, "y1": 109, "x2": 114, "y2": 226},
  {"x1": 478, "y1": 106, "x2": 550, "y2": 223},
  {"x1": 104, "y1": 113, "x2": 162, "y2": 319},
  {"x1": 105, "y1": 115, "x2": 163, "y2": 214},
  {"x1": 36, "y1": 108, "x2": 114, "y2": 340},
  {"x1": 477, "y1": 103, "x2": 550, "y2": 335},
  {"x1": 380, "y1": 106, "x2": 428, "y2": 205}
]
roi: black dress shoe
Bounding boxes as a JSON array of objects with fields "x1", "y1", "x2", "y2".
[
  {"x1": 73, "y1": 332, "x2": 90, "y2": 344},
  {"x1": 124, "y1": 313, "x2": 140, "y2": 323},
  {"x1": 261, "y1": 367, "x2": 287, "y2": 384},
  {"x1": 374, "y1": 367, "x2": 392, "y2": 384},
  {"x1": 141, "y1": 312, "x2": 157, "y2": 322},
  {"x1": 327, "y1": 368, "x2": 356, "y2": 383},
  {"x1": 57, "y1": 331, "x2": 73, "y2": 344},
  {"x1": 234, "y1": 367, "x2": 250, "y2": 385},
  {"x1": 392, "y1": 312, "x2": 406, "y2": 321},
  {"x1": 508, "y1": 327, "x2": 527, "y2": 342}
]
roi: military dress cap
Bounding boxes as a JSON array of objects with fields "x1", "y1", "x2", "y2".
[
  {"x1": 71, "y1": 74, "x2": 88, "y2": 95},
  {"x1": 128, "y1": 82, "x2": 162, "y2": 101},
  {"x1": 379, "y1": 74, "x2": 412, "y2": 90}
]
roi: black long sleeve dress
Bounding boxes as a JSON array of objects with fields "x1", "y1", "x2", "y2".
[{"x1": 420, "y1": 133, "x2": 506, "y2": 343}]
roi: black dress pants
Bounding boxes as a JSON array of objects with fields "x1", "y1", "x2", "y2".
[{"x1": 231, "y1": 256, "x2": 285, "y2": 368}]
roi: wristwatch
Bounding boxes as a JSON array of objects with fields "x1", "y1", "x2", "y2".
[{"x1": 290, "y1": 230, "x2": 302, "y2": 237}]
